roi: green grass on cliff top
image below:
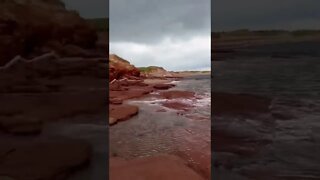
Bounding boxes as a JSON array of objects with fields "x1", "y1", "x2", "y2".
[
  {"x1": 138, "y1": 67, "x2": 154, "y2": 73},
  {"x1": 139, "y1": 67, "x2": 211, "y2": 73}
]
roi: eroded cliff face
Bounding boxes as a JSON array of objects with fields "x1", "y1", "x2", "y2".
[
  {"x1": 0, "y1": 0, "x2": 98, "y2": 65},
  {"x1": 109, "y1": 54, "x2": 140, "y2": 81}
]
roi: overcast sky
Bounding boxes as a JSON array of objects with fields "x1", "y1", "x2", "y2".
[
  {"x1": 62, "y1": 0, "x2": 319, "y2": 69},
  {"x1": 110, "y1": 0, "x2": 211, "y2": 71},
  {"x1": 63, "y1": 0, "x2": 320, "y2": 31},
  {"x1": 63, "y1": 0, "x2": 108, "y2": 18},
  {"x1": 213, "y1": 0, "x2": 320, "y2": 31}
]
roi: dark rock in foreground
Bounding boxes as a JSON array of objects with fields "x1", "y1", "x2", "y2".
[
  {"x1": 0, "y1": 139, "x2": 91, "y2": 180},
  {"x1": 0, "y1": 0, "x2": 98, "y2": 65}
]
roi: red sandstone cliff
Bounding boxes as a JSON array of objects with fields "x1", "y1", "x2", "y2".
[{"x1": 109, "y1": 54, "x2": 140, "y2": 81}]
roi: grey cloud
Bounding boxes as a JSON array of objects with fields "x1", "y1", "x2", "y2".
[
  {"x1": 63, "y1": 0, "x2": 108, "y2": 18},
  {"x1": 110, "y1": 0, "x2": 211, "y2": 43},
  {"x1": 109, "y1": 0, "x2": 211, "y2": 71},
  {"x1": 62, "y1": 0, "x2": 211, "y2": 71},
  {"x1": 213, "y1": 0, "x2": 320, "y2": 31}
]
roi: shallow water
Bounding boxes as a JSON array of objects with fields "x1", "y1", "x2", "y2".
[{"x1": 109, "y1": 76, "x2": 211, "y2": 178}]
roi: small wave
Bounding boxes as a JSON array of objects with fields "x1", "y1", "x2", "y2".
[
  {"x1": 194, "y1": 92, "x2": 211, "y2": 107},
  {"x1": 194, "y1": 97, "x2": 211, "y2": 107},
  {"x1": 170, "y1": 80, "x2": 180, "y2": 84},
  {"x1": 150, "y1": 92, "x2": 160, "y2": 95},
  {"x1": 167, "y1": 96, "x2": 211, "y2": 108},
  {"x1": 129, "y1": 99, "x2": 166, "y2": 105},
  {"x1": 128, "y1": 90, "x2": 211, "y2": 109}
]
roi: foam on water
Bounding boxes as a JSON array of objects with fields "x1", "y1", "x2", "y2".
[{"x1": 170, "y1": 80, "x2": 181, "y2": 84}]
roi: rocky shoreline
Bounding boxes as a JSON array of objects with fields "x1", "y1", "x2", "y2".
[
  {"x1": 109, "y1": 77, "x2": 198, "y2": 125},
  {"x1": 109, "y1": 54, "x2": 211, "y2": 179},
  {"x1": 109, "y1": 53, "x2": 210, "y2": 125}
]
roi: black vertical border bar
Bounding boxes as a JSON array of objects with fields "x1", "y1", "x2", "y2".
[{"x1": 106, "y1": 0, "x2": 110, "y2": 179}]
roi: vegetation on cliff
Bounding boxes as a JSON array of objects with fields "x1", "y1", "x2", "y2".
[{"x1": 138, "y1": 66, "x2": 165, "y2": 73}]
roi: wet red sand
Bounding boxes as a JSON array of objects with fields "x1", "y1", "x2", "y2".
[
  {"x1": 110, "y1": 155, "x2": 205, "y2": 180},
  {"x1": 110, "y1": 113, "x2": 211, "y2": 180},
  {"x1": 173, "y1": 125, "x2": 211, "y2": 179}
]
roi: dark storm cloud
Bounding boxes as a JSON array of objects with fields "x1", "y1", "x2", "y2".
[
  {"x1": 213, "y1": 0, "x2": 320, "y2": 31},
  {"x1": 63, "y1": 0, "x2": 108, "y2": 18},
  {"x1": 110, "y1": 0, "x2": 211, "y2": 43}
]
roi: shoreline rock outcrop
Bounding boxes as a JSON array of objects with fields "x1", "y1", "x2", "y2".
[
  {"x1": 109, "y1": 54, "x2": 140, "y2": 81},
  {"x1": 160, "y1": 90, "x2": 195, "y2": 99},
  {"x1": 109, "y1": 105, "x2": 139, "y2": 125},
  {"x1": 153, "y1": 83, "x2": 176, "y2": 90},
  {"x1": 0, "y1": 139, "x2": 92, "y2": 180}
]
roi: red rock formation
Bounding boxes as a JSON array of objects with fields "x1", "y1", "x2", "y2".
[
  {"x1": 109, "y1": 54, "x2": 140, "y2": 81},
  {"x1": 109, "y1": 104, "x2": 139, "y2": 125},
  {"x1": 153, "y1": 83, "x2": 175, "y2": 90},
  {"x1": 160, "y1": 90, "x2": 195, "y2": 99}
]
